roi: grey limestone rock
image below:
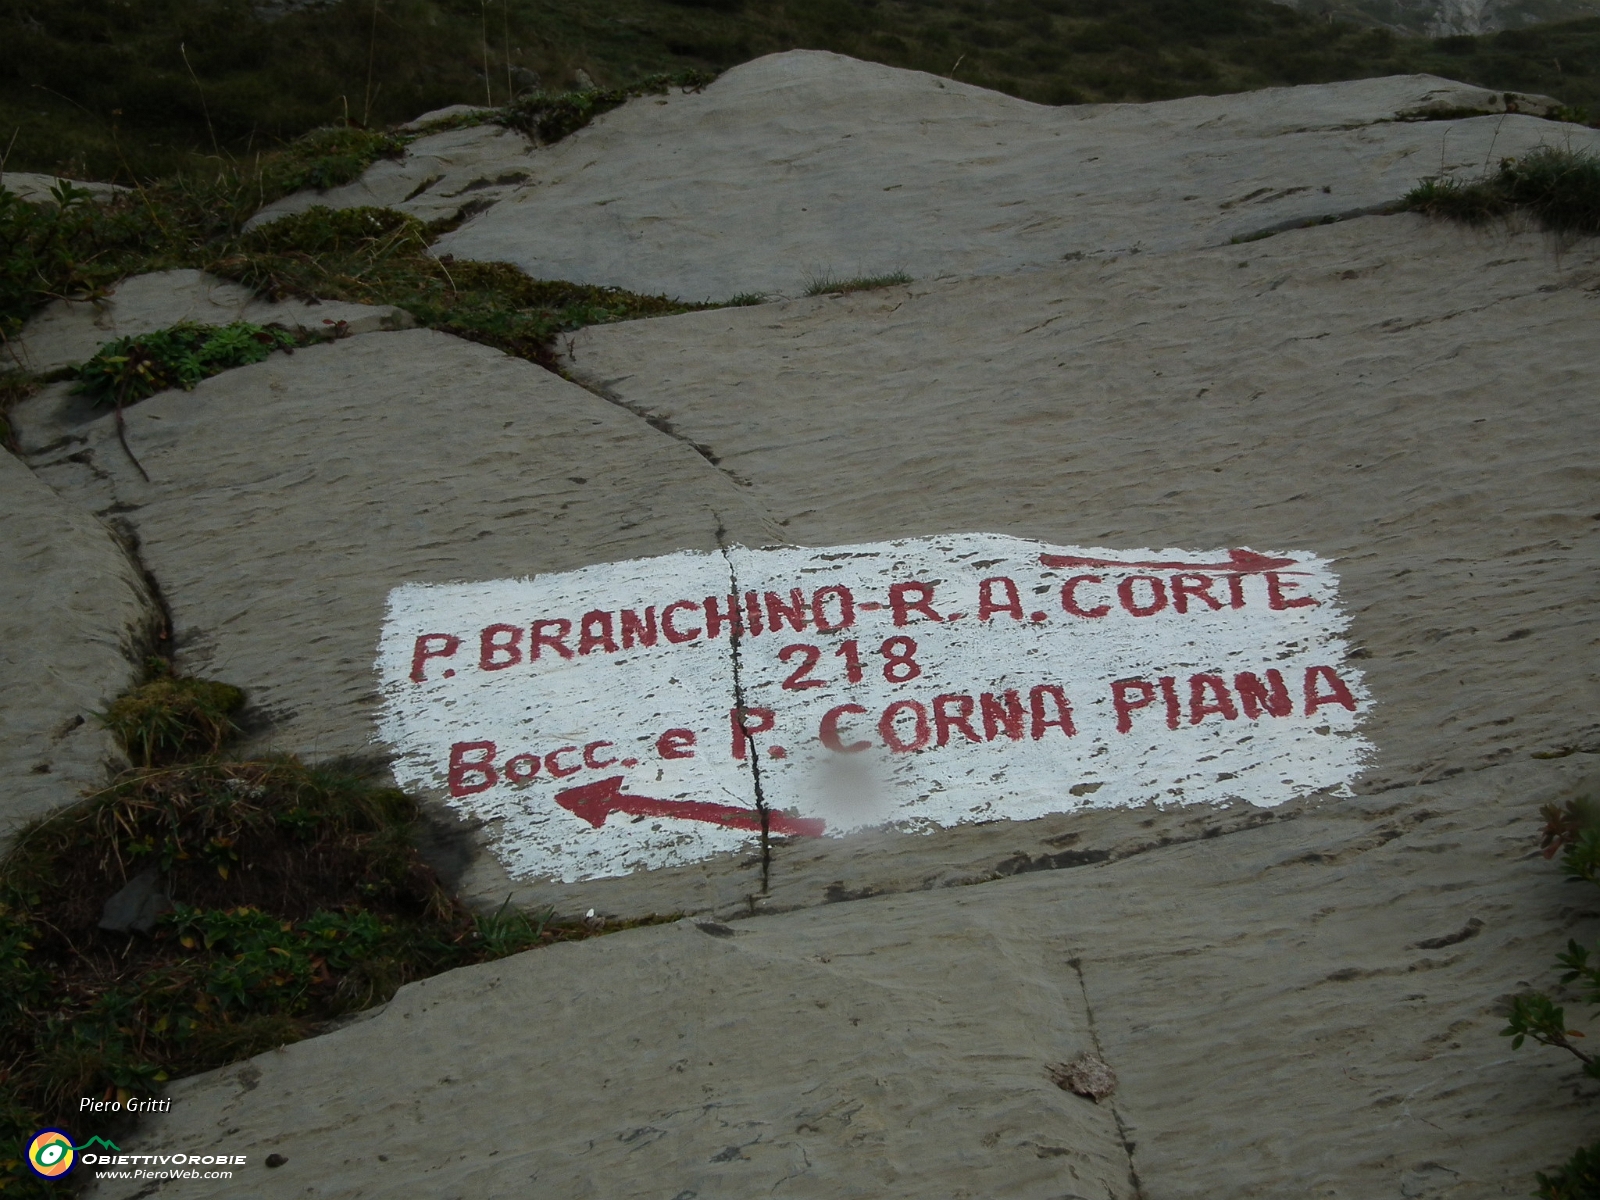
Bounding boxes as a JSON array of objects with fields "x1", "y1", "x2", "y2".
[{"x1": 0, "y1": 449, "x2": 153, "y2": 839}]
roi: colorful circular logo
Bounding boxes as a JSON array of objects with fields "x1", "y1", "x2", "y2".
[{"x1": 26, "y1": 1129, "x2": 75, "y2": 1179}]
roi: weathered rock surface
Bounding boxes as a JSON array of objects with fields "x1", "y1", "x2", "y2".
[
  {"x1": 7, "y1": 269, "x2": 414, "y2": 375},
  {"x1": 558, "y1": 212, "x2": 1600, "y2": 913},
  {"x1": 22, "y1": 327, "x2": 776, "y2": 904},
  {"x1": 0, "y1": 171, "x2": 127, "y2": 205},
  {"x1": 0, "y1": 449, "x2": 153, "y2": 836},
  {"x1": 88, "y1": 755, "x2": 1596, "y2": 1199},
  {"x1": 245, "y1": 121, "x2": 537, "y2": 229},
  {"x1": 429, "y1": 53, "x2": 1583, "y2": 300},
  {"x1": 16, "y1": 56, "x2": 1599, "y2": 1196}
]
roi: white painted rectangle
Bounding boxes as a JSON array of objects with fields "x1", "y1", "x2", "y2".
[{"x1": 375, "y1": 534, "x2": 1371, "y2": 882}]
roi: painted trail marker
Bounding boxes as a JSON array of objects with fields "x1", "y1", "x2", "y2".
[{"x1": 375, "y1": 534, "x2": 1372, "y2": 882}]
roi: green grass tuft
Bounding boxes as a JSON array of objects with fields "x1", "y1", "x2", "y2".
[
  {"x1": 803, "y1": 270, "x2": 913, "y2": 296},
  {"x1": 98, "y1": 664, "x2": 245, "y2": 767},
  {"x1": 1403, "y1": 146, "x2": 1600, "y2": 235},
  {"x1": 499, "y1": 70, "x2": 718, "y2": 144},
  {"x1": 217, "y1": 206, "x2": 704, "y2": 369}
]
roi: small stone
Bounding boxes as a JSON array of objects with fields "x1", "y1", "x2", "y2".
[
  {"x1": 265, "y1": 1153, "x2": 287, "y2": 1168},
  {"x1": 98, "y1": 868, "x2": 173, "y2": 936},
  {"x1": 1048, "y1": 1053, "x2": 1117, "y2": 1102}
]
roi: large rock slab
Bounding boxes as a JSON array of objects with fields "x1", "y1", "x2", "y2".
[
  {"x1": 562, "y1": 213, "x2": 1600, "y2": 910},
  {"x1": 87, "y1": 754, "x2": 1595, "y2": 1199},
  {"x1": 0, "y1": 450, "x2": 154, "y2": 836},
  {"x1": 23, "y1": 327, "x2": 778, "y2": 906},
  {"x1": 8, "y1": 269, "x2": 414, "y2": 375},
  {"x1": 431, "y1": 52, "x2": 1585, "y2": 300}
]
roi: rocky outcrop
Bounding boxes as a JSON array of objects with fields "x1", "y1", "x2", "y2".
[
  {"x1": 6, "y1": 51, "x2": 1593, "y2": 1197},
  {"x1": 0, "y1": 450, "x2": 154, "y2": 837},
  {"x1": 433, "y1": 56, "x2": 1581, "y2": 300}
]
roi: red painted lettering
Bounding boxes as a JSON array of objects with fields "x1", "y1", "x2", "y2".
[
  {"x1": 1170, "y1": 574, "x2": 1223, "y2": 614},
  {"x1": 621, "y1": 607, "x2": 658, "y2": 649},
  {"x1": 766, "y1": 589, "x2": 809, "y2": 633},
  {"x1": 889, "y1": 581, "x2": 944, "y2": 626},
  {"x1": 583, "y1": 740, "x2": 618, "y2": 769},
  {"x1": 448, "y1": 740, "x2": 498, "y2": 797},
  {"x1": 479, "y1": 623, "x2": 523, "y2": 671},
  {"x1": 1235, "y1": 669, "x2": 1292, "y2": 718},
  {"x1": 1061, "y1": 575, "x2": 1110, "y2": 619},
  {"x1": 730, "y1": 707, "x2": 776, "y2": 759},
  {"x1": 1029, "y1": 684, "x2": 1076, "y2": 739},
  {"x1": 779, "y1": 644, "x2": 826, "y2": 690},
  {"x1": 657, "y1": 728, "x2": 697, "y2": 759},
  {"x1": 504, "y1": 753, "x2": 540, "y2": 783},
  {"x1": 578, "y1": 610, "x2": 617, "y2": 655},
  {"x1": 1188, "y1": 673, "x2": 1239, "y2": 724},
  {"x1": 977, "y1": 577, "x2": 1024, "y2": 622},
  {"x1": 410, "y1": 633, "x2": 460, "y2": 682},
  {"x1": 662, "y1": 601, "x2": 701, "y2": 643},
  {"x1": 812, "y1": 585, "x2": 855, "y2": 632},
  {"x1": 820, "y1": 704, "x2": 871, "y2": 753},
  {"x1": 980, "y1": 690, "x2": 1025, "y2": 741},
  {"x1": 705, "y1": 595, "x2": 743, "y2": 639},
  {"x1": 1227, "y1": 574, "x2": 1247, "y2": 610},
  {"x1": 879, "y1": 699, "x2": 931, "y2": 752},
  {"x1": 1112, "y1": 679, "x2": 1156, "y2": 734},
  {"x1": 1304, "y1": 665, "x2": 1358, "y2": 714},
  {"x1": 1118, "y1": 575, "x2": 1169, "y2": 617},
  {"x1": 1267, "y1": 572, "x2": 1318, "y2": 610},
  {"x1": 546, "y1": 746, "x2": 582, "y2": 778},
  {"x1": 530, "y1": 618, "x2": 574, "y2": 660},
  {"x1": 744, "y1": 590, "x2": 766, "y2": 636},
  {"x1": 1159, "y1": 675, "x2": 1181, "y2": 729},
  {"x1": 933, "y1": 693, "x2": 981, "y2": 746}
]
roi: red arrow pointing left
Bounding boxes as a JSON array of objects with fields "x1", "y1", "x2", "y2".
[{"x1": 555, "y1": 776, "x2": 826, "y2": 838}]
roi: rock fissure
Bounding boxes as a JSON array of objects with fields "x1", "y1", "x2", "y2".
[
  {"x1": 559, "y1": 363, "x2": 751, "y2": 488},
  {"x1": 715, "y1": 519, "x2": 772, "y2": 896},
  {"x1": 1068, "y1": 956, "x2": 1144, "y2": 1200}
]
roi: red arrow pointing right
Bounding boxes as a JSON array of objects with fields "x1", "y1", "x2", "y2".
[{"x1": 1038, "y1": 547, "x2": 1300, "y2": 573}]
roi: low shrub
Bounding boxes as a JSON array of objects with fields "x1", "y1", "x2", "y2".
[
  {"x1": 1502, "y1": 793, "x2": 1600, "y2": 1197},
  {"x1": 1403, "y1": 146, "x2": 1600, "y2": 235},
  {"x1": 74, "y1": 322, "x2": 305, "y2": 406}
]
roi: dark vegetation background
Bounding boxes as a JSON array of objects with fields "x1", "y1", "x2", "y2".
[{"x1": 2, "y1": 0, "x2": 1598, "y2": 182}]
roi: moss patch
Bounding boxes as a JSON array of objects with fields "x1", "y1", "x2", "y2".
[{"x1": 214, "y1": 206, "x2": 704, "y2": 368}]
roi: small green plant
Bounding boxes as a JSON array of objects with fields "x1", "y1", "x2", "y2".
[
  {"x1": 74, "y1": 321, "x2": 305, "y2": 405},
  {"x1": 1502, "y1": 795, "x2": 1600, "y2": 1197},
  {"x1": 802, "y1": 270, "x2": 913, "y2": 296},
  {"x1": 1403, "y1": 146, "x2": 1600, "y2": 235},
  {"x1": 98, "y1": 663, "x2": 244, "y2": 766}
]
